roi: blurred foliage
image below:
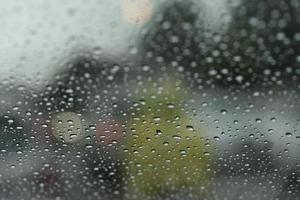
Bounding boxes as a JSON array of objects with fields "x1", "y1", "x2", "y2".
[
  {"x1": 124, "y1": 78, "x2": 214, "y2": 198},
  {"x1": 139, "y1": 0, "x2": 300, "y2": 88},
  {"x1": 36, "y1": 56, "x2": 125, "y2": 115},
  {"x1": 140, "y1": 0, "x2": 201, "y2": 75}
]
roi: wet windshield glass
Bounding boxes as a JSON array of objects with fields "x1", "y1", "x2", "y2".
[{"x1": 0, "y1": 0, "x2": 299, "y2": 199}]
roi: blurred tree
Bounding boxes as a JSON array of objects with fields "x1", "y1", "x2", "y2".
[
  {"x1": 138, "y1": 0, "x2": 300, "y2": 89},
  {"x1": 124, "y1": 77, "x2": 214, "y2": 199},
  {"x1": 138, "y1": 0, "x2": 203, "y2": 77},
  {"x1": 205, "y1": 0, "x2": 300, "y2": 88},
  {"x1": 36, "y1": 55, "x2": 124, "y2": 115},
  {"x1": 123, "y1": 2, "x2": 216, "y2": 198}
]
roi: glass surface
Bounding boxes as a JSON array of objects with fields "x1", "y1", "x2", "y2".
[{"x1": 0, "y1": 0, "x2": 299, "y2": 199}]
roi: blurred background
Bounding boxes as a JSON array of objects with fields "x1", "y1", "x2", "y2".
[{"x1": 0, "y1": 0, "x2": 299, "y2": 199}]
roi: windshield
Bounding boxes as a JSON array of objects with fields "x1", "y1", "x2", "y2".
[{"x1": 0, "y1": 0, "x2": 299, "y2": 199}]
